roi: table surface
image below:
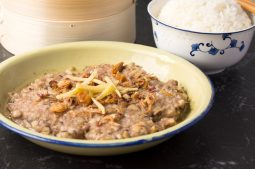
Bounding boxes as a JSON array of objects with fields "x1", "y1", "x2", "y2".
[{"x1": 1, "y1": 1, "x2": 255, "y2": 169}]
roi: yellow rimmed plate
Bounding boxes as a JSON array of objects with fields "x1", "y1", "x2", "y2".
[{"x1": 0, "y1": 41, "x2": 214, "y2": 156}]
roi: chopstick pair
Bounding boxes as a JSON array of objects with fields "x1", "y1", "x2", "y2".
[{"x1": 237, "y1": 0, "x2": 255, "y2": 14}]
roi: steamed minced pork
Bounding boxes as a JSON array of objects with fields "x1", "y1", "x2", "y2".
[
  {"x1": 158, "y1": 0, "x2": 252, "y2": 33},
  {"x1": 7, "y1": 63, "x2": 190, "y2": 140}
]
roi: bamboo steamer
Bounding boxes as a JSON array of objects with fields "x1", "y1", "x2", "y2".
[
  {"x1": 1, "y1": 0, "x2": 134, "y2": 21},
  {"x1": 1, "y1": 3, "x2": 136, "y2": 54}
]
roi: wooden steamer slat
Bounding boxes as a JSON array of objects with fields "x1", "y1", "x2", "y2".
[{"x1": 2, "y1": 0, "x2": 134, "y2": 20}]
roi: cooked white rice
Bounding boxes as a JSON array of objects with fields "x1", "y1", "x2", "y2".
[{"x1": 158, "y1": 0, "x2": 252, "y2": 33}]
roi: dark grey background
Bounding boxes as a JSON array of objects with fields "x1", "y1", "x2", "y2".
[{"x1": 1, "y1": 0, "x2": 255, "y2": 169}]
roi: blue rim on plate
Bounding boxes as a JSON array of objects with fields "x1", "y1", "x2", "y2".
[
  {"x1": 0, "y1": 77, "x2": 215, "y2": 148},
  {"x1": 147, "y1": 0, "x2": 255, "y2": 35}
]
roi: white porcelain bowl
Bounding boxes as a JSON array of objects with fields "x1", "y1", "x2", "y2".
[{"x1": 148, "y1": 0, "x2": 255, "y2": 74}]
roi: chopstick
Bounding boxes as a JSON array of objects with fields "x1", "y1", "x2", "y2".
[{"x1": 237, "y1": 0, "x2": 255, "y2": 14}]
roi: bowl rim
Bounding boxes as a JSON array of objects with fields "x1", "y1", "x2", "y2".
[
  {"x1": 147, "y1": 0, "x2": 255, "y2": 35},
  {"x1": 0, "y1": 41, "x2": 215, "y2": 148}
]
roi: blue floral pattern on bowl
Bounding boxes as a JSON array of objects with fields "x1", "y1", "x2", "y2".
[{"x1": 190, "y1": 34, "x2": 245, "y2": 56}]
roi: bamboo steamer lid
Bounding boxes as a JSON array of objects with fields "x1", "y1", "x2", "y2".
[
  {"x1": 1, "y1": 0, "x2": 134, "y2": 21},
  {"x1": 1, "y1": 4, "x2": 136, "y2": 54}
]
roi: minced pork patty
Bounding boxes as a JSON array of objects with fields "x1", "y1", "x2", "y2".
[{"x1": 7, "y1": 62, "x2": 190, "y2": 140}]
